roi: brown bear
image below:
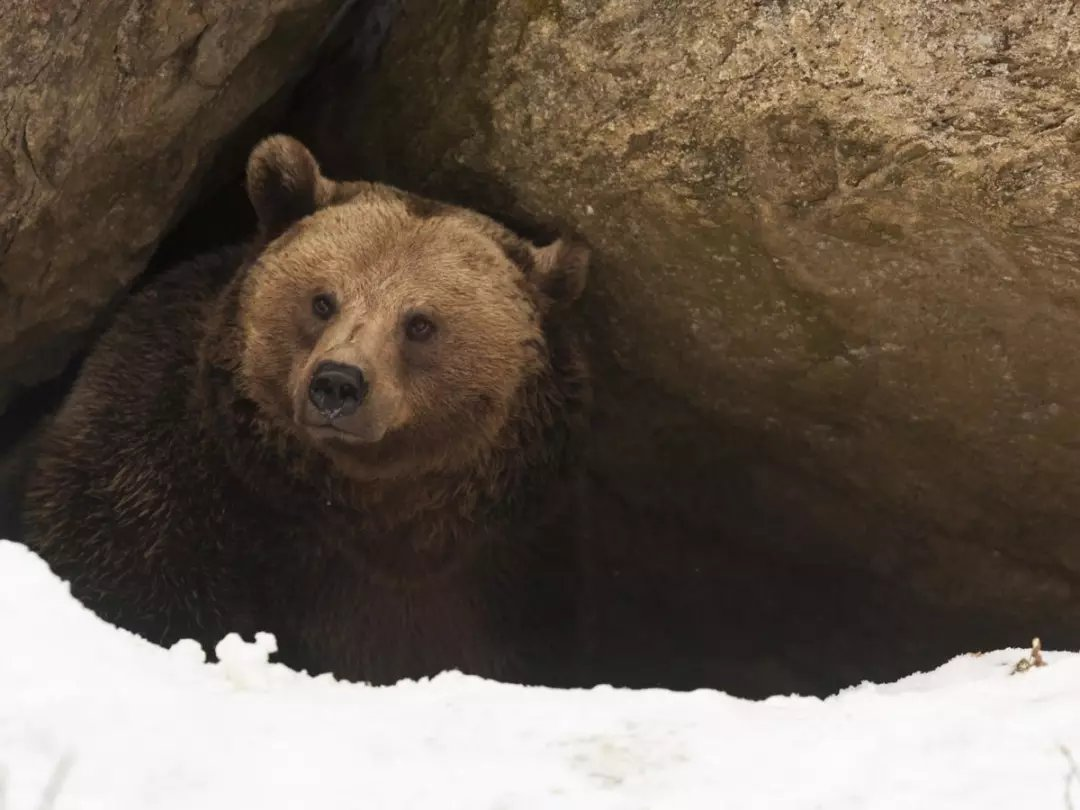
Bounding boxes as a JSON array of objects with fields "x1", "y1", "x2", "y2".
[{"x1": 22, "y1": 135, "x2": 590, "y2": 686}]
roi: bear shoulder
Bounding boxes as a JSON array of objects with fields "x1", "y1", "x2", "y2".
[{"x1": 22, "y1": 246, "x2": 255, "y2": 648}]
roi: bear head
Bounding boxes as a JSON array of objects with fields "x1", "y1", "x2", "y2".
[{"x1": 231, "y1": 135, "x2": 589, "y2": 482}]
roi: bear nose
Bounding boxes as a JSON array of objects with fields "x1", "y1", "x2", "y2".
[{"x1": 308, "y1": 362, "x2": 368, "y2": 418}]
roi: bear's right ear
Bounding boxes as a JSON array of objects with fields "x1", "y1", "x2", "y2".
[
  {"x1": 246, "y1": 135, "x2": 334, "y2": 239},
  {"x1": 529, "y1": 237, "x2": 590, "y2": 310}
]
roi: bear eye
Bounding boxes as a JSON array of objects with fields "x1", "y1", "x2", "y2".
[
  {"x1": 405, "y1": 314, "x2": 437, "y2": 342},
  {"x1": 311, "y1": 293, "x2": 337, "y2": 320}
]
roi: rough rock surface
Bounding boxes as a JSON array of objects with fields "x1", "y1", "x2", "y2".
[
  {"x1": 0, "y1": 0, "x2": 357, "y2": 411},
  {"x1": 289, "y1": 0, "x2": 1080, "y2": 692}
]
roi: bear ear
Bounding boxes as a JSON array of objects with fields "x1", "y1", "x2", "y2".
[
  {"x1": 530, "y1": 237, "x2": 590, "y2": 308},
  {"x1": 246, "y1": 135, "x2": 334, "y2": 238}
]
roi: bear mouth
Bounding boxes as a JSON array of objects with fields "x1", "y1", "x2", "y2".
[{"x1": 301, "y1": 419, "x2": 389, "y2": 445}]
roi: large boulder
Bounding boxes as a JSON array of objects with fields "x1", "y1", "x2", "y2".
[
  {"x1": 290, "y1": 0, "x2": 1080, "y2": 692},
  {"x1": 0, "y1": 0, "x2": 358, "y2": 411}
]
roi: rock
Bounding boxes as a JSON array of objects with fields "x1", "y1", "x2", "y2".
[
  {"x1": 289, "y1": 0, "x2": 1080, "y2": 691},
  {"x1": 0, "y1": 0, "x2": 360, "y2": 410}
]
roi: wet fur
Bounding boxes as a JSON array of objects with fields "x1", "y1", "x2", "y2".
[{"x1": 23, "y1": 140, "x2": 590, "y2": 686}]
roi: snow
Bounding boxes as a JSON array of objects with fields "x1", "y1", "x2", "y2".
[{"x1": 2, "y1": 538, "x2": 1080, "y2": 810}]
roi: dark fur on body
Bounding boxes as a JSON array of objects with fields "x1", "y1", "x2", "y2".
[{"x1": 23, "y1": 137, "x2": 590, "y2": 686}]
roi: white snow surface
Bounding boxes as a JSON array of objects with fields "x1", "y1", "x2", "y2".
[{"x1": 2, "y1": 538, "x2": 1080, "y2": 810}]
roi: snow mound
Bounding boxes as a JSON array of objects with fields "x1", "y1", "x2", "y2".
[{"x1": 2, "y1": 539, "x2": 1079, "y2": 809}]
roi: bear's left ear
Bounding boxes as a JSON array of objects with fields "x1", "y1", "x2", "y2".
[
  {"x1": 530, "y1": 238, "x2": 590, "y2": 309},
  {"x1": 246, "y1": 135, "x2": 336, "y2": 239}
]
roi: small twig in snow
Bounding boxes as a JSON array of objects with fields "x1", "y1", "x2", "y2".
[{"x1": 1011, "y1": 637, "x2": 1047, "y2": 674}]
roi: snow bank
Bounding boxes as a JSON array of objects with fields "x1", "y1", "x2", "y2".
[{"x1": 2, "y1": 538, "x2": 1079, "y2": 810}]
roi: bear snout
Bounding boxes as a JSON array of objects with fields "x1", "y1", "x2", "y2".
[{"x1": 308, "y1": 361, "x2": 368, "y2": 418}]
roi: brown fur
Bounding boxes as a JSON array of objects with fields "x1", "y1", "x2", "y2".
[{"x1": 23, "y1": 136, "x2": 591, "y2": 686}]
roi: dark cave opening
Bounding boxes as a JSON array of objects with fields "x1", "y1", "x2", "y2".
[
  {"x1": 1, "y1": 195, "x2": 1033, "y2": 699},
  {"x1": 0, "y1": 130, "x2": 1045, "y2": 704}
]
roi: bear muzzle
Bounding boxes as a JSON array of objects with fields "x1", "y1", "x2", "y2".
[{"x1": 299, "y1": 360, "x2": 401, "y2": 445}]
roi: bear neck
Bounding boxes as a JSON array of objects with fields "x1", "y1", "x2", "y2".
[{"x1": 197, "y1": 264, "x2": 587, "y2": 535}]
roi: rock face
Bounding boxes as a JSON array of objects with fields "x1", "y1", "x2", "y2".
[
  {"x1": 289, "y1": 0, "x2": 1080, "y2": 692},
  {"x1": 0, "y1": 0, "x2": 357, "y2": 411}
]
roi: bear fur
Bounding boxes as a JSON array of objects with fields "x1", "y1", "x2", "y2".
[{"x1": 22, "y1": 135, "x2": 591, "y2": 686}]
